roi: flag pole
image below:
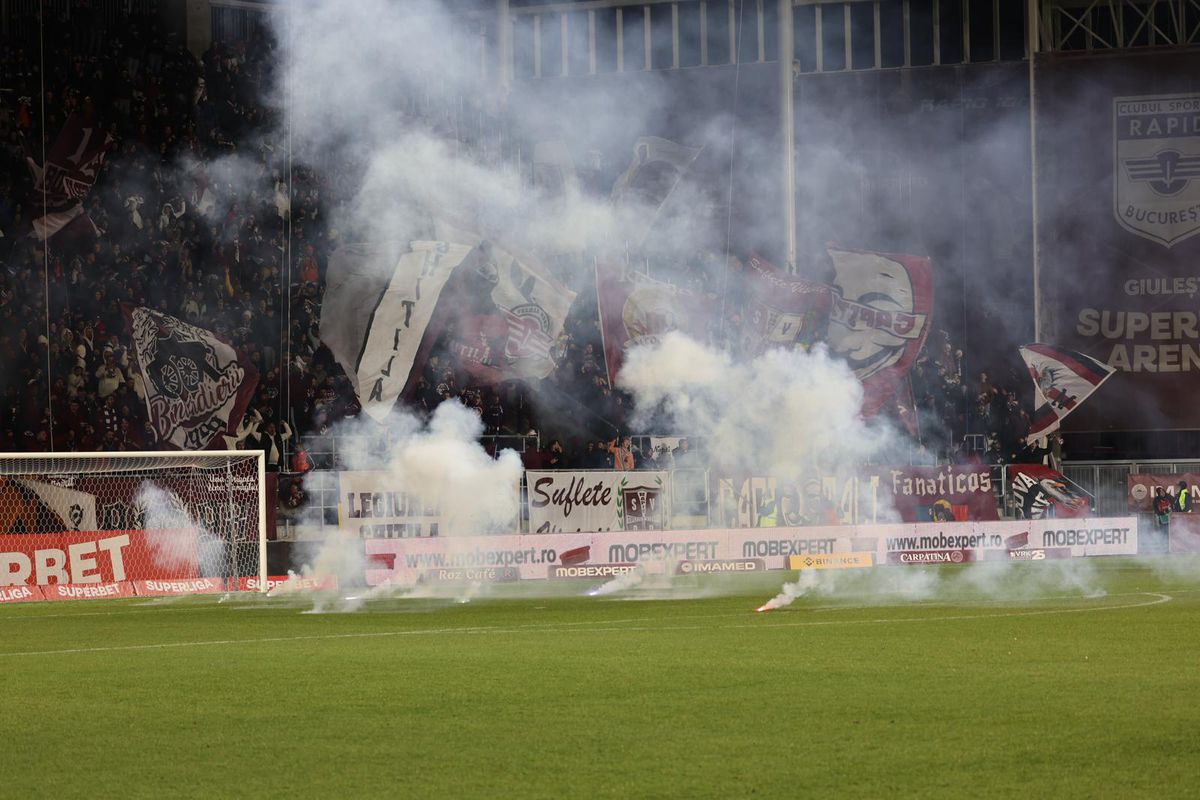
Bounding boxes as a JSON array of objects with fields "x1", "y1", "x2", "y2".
[{"x1": 780, "y1": 0, "x2": 797, "y2": 273}]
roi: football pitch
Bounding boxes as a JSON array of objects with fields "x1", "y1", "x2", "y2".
[{"x1": 4, "y1": 559, "x2": 1199, "y2": 799}]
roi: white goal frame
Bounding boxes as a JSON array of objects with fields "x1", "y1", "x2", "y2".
[{"x1": 0, "y1": 449, "x2": 268, "y2": 593}]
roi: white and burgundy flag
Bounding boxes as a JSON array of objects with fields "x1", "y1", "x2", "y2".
[
  {"x1": 323, "y1": 240, "x2": 473, "y2": 421},
  {"x1": 25, "y1": 114, "x2": 113, "y2": 240},
  {"x1": 431, "y1": 225, "x2": 576, "y2": 388},
  {"x1": 1019, "y1": 344, "x2": 1115, "y2": 442},
  {"x1": 124, "y1": 306, "x2": 259, "y2": 450},
  {"x1": 323, "y1": 236, "x2": 575, "y2": 421},
  {"x1": 610, "y1": 136, "x2": 702, "y2": 245}
]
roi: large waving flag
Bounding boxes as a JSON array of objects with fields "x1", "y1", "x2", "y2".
[
  {"x1": 610, "y1": 136, "x2": 702, "y2": 246},
  {"x1": 1019, "y1": 344, "x2": 1115, "y2": 442},
  {"x1": 738, "y1": 254, "x2": 829, "y2": 359},
  {"x1": 323, "y1": 236, "x2": 575, "y2": 421},
  {"x1": 124, "y1": 306, "x2": 260, "y2": 450},
  {"x1": 24, "y1": 114, "x2": 113, "y2": 240}
]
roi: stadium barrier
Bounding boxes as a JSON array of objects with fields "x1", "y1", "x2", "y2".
[
  {"x1": 279, "y1": 460, "x2": 1200, "y2": 545},
  {"x1": 363, "y1": 517, "x2": 1138, "y2": 584}
]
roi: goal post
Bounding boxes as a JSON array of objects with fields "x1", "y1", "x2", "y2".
[{"x1": 0, "y1": 450, "x2": 269, "y2": 601}]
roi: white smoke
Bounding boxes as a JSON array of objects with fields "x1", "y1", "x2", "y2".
[
  {"x1": 620, "y1": 331, "x2": 893, "y2": 482},
  {"x1": 134, "y1": 483, "x2": 228, "y2": 578},
  {"x1": 286, "y1": 402, "x2": 522, "y2": 610},
  {"x1": 756, "y1": 557, "x2": 1107, "y2": 612},
  {"x1": 272, "y1": 0, "x2": 661, "y2": 256}
]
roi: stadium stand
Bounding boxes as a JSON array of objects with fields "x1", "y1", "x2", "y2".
[{"x1": 0, "y1": 1, "x2": 1053, "y2": 542}]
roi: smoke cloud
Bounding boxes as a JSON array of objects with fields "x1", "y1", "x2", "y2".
[
  {"x1": 135, "y1": 483, "x2": 228, "y2": 578},
  {"x1": 619, "y1": 332, "x2": 887, "y2": 479}
]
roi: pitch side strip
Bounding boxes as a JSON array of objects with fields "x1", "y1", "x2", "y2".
[{"x1": 0, "y1": 592, "x2": 1172, "y2": 658}]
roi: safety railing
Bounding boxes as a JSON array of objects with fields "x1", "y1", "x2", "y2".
[{"x1": 275, "y1": 460, "x2": 1200, "y2": 540}]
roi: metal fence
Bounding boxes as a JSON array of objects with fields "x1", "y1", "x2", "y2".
[
  {"x1": 1061, "y1": 460, "x2": 1200, "y2": 517},
  {"x1": 275, "y1": 458, "x2": 1195, "y2": 540}
]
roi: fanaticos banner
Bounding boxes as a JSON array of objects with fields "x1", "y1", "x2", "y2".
[
  {"x1": 1008, "y1": 465, "x2": 1090, "y2": 519},
  {"x1": 124, "y1": 306, "x2": 259, "y2": 450},
  {"x1": 1126, "y1": 473, "x2": 1200, "y2": 512},
  {"x1": 363, "y1": 517, "x2": 1137, "y2": 584},
  {"x1": 1035, "y1": 52, "x2": 1200, "y2": 429},
  {"x1": 338, "y1": 470, "x2": 448, "y2": 538},
  {"x1": 526, "y1": 471, "x2": 669, "y2": 533},
  {"x1": 713, "y1": 465, "x2": 997, "y2": 527}
]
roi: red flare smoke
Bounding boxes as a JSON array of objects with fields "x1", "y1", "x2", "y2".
[{"x1": 756, "y1": 604, "x2": 770, "y2": 613}]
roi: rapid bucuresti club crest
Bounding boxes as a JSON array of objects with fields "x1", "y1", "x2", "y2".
[{"x1": 1114, "y1": 93, "x2": 1200, "y2": 247}]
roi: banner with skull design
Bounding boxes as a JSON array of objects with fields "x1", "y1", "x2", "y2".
[
  {"x1": 825, "y1": 246, "x2": 934, "y2": 417},
  {"x1": 124, "y1": 306, "x2": 260, "y2": 450}
]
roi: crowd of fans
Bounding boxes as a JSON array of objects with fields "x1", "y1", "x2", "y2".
[{"x1": 0, "y1": 9, "x2": 1039, "y2": 488}]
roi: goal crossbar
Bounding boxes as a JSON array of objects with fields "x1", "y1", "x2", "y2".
[{"x1": 0, "y1": 450, "x2": 268, "y2": 596}]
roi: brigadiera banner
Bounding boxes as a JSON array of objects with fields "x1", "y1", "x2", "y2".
[{"x1": 1035, "y1": 51, "x2": 1200, "y2": 430}]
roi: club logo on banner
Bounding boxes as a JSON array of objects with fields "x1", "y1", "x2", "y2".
[
  {"x1": 126, "y1": 306, "x2": 258, "y2": 449},
  {"x1": 1114, "y1": 94, "x2": 1200, "y2": 247}
]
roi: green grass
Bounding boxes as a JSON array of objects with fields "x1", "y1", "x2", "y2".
[{"x1": 3, "y1": 559, "x2": 1200, "y2": 799}]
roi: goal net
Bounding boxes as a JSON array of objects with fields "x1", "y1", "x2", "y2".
[{"x1": 0, "y1": 451, "x2": 266, "y2": 602}]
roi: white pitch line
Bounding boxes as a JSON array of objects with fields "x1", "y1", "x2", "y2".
[
  {"x1": 0, "y1": 593, "x2": 1172, "y2": 658},
  {"x1": 2, "y1": 585, "x2": 1196, "y2": 623}
]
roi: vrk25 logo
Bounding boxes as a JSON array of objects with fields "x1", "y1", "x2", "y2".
[{"x1": 1114, "y1": 93, "x2": 1200, "y2": 248}]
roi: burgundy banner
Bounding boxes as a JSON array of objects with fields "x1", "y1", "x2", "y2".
[
  {"x1": 739, "y1": 254, "x2": 828, "y2": 357},
  {"x1": 1127, "y1": 473, "x2": 1200, "y2": 513},
  {"x1": 826, "y1": 246, "x2": 935, "y2": 418},
  {"x1": 25, "y1": 113, "x2": 113, "y2": 240},
  {"x1": 124, "y1": 305, "x2": 259, "y2": 451},
  {"x1": 1035, "y1": 51, "x2": 1200, "y2": 430},
  {"x1": 877, "y1": 464, "x2": 998, "y2": 522},
  {"x1": 596, "y1": 261, "x2": 713, "y2": 383}
]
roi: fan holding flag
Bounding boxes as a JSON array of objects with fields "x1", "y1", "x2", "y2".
[{"x1": 1018, "y1": 343, "x2": 1116, "y2": 444}]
